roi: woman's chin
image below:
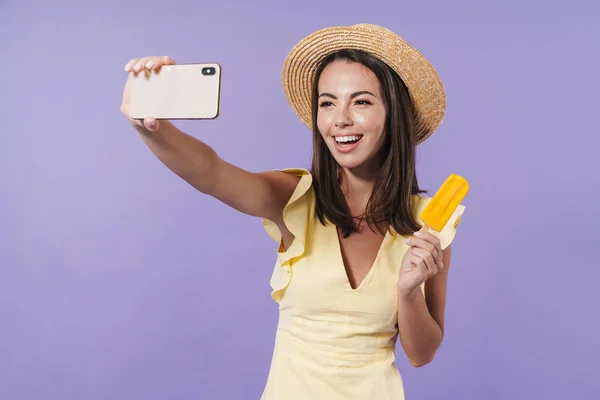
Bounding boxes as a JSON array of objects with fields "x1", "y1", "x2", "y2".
[
  {"x1": 331, "y1": 149, "x2": 383, "y2": 175},
  {"x1": 332, "y1": 154, "x2": 369, "y2": 170}
]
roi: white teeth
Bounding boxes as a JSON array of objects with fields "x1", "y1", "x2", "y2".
[{"x1": 335, "y1": 135, "x2": 362, "y2": 143}]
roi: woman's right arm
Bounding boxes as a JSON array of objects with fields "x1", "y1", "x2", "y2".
[{"x1": 121, "y1": 56, "x2": 299, "y2": 248}]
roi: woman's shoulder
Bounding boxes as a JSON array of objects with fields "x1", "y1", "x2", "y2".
[
  {"x1": 271, "y1": 167, "x2": 314, "y2": 198},
  {"x1": 262, "y1": 167, "x2": 315, "y2": 241},
  {"x1": 272, "y1": 167, "x2": 312, "y2": 177}
]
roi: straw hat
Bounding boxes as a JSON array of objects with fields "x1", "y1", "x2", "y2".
[{"x1": 281, "y1": 23, "x2": 446, "y2": 144}]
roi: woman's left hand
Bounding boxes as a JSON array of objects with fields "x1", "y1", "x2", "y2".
[{"x1": 397, "y1": 226, "x2": 444, "y2": 296}]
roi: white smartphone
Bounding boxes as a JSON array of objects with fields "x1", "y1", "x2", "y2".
[{"x1": 129, "y1": 63, "x2": 222, "y2": 120}]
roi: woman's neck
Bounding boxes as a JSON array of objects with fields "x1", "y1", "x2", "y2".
[{"x1": 340, "y1": 165, "x2": 378, "y2": 216}]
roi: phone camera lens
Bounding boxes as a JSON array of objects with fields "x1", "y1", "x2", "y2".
[{"x1": 202, "y1": 67, "x2": 216, "y2": 76}]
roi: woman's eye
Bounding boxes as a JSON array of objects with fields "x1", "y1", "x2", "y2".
[{"x1": 319, "y1": 100, "x2": 371, "y2": 107}]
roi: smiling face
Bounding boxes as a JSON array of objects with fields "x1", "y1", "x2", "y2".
[
  {"x1": 316, "y1": 60, "x2": 387, "y2": 174},
  {"x1": 309, "y1": 49, "x2": 421, "y2": 238}
]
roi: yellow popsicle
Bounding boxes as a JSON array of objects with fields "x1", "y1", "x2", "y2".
[{"x1": 420, "y1": 174, "x2": 469, "y2": 232}]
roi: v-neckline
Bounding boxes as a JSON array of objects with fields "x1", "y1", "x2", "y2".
[{"x1": 332, "y1": 224, "x2": 391, "y2": 292}]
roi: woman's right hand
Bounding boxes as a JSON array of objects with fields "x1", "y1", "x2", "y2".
[
  {"x1": 121, "y1": 56, "x2": 177, "y2": 132},
  {"x1": 119, "y1": 57, "x2": 301, "y2": 240}
]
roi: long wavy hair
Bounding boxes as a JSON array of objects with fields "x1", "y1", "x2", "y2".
[{"x1": 310, "y1": 49, "x2": 426, "y2": 238}]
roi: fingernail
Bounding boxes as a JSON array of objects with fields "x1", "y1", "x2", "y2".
[
  {"x1": 405, "y1": 239, "x2": 410, "y2": 244},
  {"x1": 134, "y1": 63, "x2": 142, "y2": 71},
  {"x1": 414, "y1": 232, "x2": 420, "y2": 237},
  {"x1": 146, "y1": 61, "x2": 154, "y2": 68},
  {"x1": 124, "y1": 63, "x2": 131, "y2": 71}
]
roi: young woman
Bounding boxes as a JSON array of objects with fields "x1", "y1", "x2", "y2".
[{"x1": 121, "y1": 23, "x2": 465, "y2": 400}]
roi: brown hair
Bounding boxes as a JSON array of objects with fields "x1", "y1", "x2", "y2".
[{"x1": 310, "y1": 49, "x2": 426, "y2": 238}]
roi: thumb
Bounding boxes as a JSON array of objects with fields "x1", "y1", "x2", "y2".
[{"x1": 144, "y1": 117, "x2": 159, "y2": 131}]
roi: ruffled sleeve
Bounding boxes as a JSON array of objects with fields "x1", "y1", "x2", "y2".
[
  {"x1": 262, "y1": 168, "x2": 314, "y2": 302},
  {"x1": 412, "y1": 195, "x2": 466, "y2": 250}
]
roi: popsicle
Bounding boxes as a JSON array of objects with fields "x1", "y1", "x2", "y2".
[{"x1": 420, "y1": 174, "x2": 469, "y2": 232}]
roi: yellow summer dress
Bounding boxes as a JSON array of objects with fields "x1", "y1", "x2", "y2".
[{"x1": 261, "y1": 169, "x2": 465, "y2": 400}]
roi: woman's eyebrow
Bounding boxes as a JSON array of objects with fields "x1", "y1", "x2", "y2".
[{"x1": 318, "y1": 90, "x2": 376, "y2": 100}]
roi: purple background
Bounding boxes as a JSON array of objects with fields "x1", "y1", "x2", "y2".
[{"x1": 1, "y1": 0, "x2": 599, "y2": 399}]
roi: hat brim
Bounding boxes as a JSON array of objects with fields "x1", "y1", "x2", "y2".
[{"x1": 281, "y1": 24, "x2": 446, "y2": 144}]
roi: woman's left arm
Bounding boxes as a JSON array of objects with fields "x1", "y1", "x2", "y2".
[{"x1": 396, "y1": 229, "x2": 452, "y2": 367}]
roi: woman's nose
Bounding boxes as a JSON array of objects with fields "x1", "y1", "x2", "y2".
[{"x1": 334, "y1": 107, "x2": 353, "y2": 127}]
